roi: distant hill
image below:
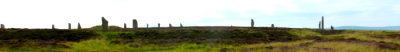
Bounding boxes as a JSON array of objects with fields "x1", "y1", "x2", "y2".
[{"x1": 336, "y1": 26, "x2": 400, "y2": 30}]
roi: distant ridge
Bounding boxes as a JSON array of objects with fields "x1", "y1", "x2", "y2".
[{"x1": 336, "y1": 26, "x2": 400, "y2": 30}]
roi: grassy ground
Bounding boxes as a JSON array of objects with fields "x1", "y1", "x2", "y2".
[{"x1": 0, "y1": 29, "x2": 400, "y2": 52}]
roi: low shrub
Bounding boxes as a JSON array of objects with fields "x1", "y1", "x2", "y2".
[
  {"x1": 0, "y1": 29, "x2": 99, "y2": 41},
  {"x1": 117, "y1": 29, "x2": 300, "y2": 43},
  {"x1": 265, "y1": 31, "x2": 299, "y2": 41}
]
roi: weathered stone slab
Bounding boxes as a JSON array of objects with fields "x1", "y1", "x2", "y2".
[{"x1": 102, "y1": 17, "x2": 108, "y2": 31}]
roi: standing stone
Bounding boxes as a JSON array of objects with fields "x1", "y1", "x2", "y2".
[
  {"x1": 124, "y1": 23, "x2": 127, "y2": 29},
  {"x1": 68, "y1": 23, "x2": 71, "y2": 30},
  {"x1": 321, "y1": 16, "x2": 325, "y2": 30},
  {"x1": 251, "y1": 19, "x2": 254, "y2": 28},
  {"x1": 319, "y1": 21, "x2": 321, "y2": 30},
  {"x1": 271, "y1": 24, "x2": 275, "y2": 28},
  {"x1": 0, "y1": 24, "x2": 4, "y2": 29},
  {"x1": 169, "y1": 23, "x2": 172, "y2": 28},
  {"x1": 102, "y1": 17, "x2": 108, "y2": 31},
  {"x1": 132, "y1": 19, "x2": 138, "y2": 28},
  {"x1": 146, "y1": 23, "x2": 149, "y2": 28},
  {"x1": 52, "y1": 24, "x2": 55, "y2": 29},
  {"x1": 77, "y1": 23, "x2": 81, "y2": 30},
  {"x1": 331, "y1": 25, "x2": 334, "y2": 30},
  {"x1": 158, "y1": 23, "x2": 160, "y2": 28},
  {"x1": 180, "y1": 23, "x2": 183, "y2": 28},
  {"x1": 132, "y1": 19, "x2": 138, "y2": 29}
]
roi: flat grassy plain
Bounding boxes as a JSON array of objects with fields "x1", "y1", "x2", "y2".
[{"x1": 0, "y1": 28, "x2": 399, "y2": 52}]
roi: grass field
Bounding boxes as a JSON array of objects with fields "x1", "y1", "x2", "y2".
[{"x1": 0, "y1": 28, "x2": 399, "y2": 52}]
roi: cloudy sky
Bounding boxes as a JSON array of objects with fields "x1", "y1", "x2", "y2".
[{"x1": 0, "y1": 0, "x2": 399, "y2": 29}]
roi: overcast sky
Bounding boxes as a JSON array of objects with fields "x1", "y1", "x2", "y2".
[{"x1": 0, "y1": 0, "x2": 399, "y2": 29}]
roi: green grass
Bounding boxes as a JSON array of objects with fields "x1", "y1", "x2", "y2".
[
  {"x1": 63, "y1": 39, "x2": 130, "y2": 52},
  {"x1": 322, "y1": 30, "x2": 400, "y2": 44},
  {"x1": 61, "y1": 39, "x2": 234, "y2": 52},
  {"x1": 288, "y1": 29, "x2": 322, "y2": 37}
]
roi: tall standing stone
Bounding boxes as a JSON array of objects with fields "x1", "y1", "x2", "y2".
[
  {"x1": 1, "y1": 24, "x2": 5, "y2": 29},
  {"x1": 169, "y1": 23, "x2": 172, "y2": 28},
  {"x1": 158, "y1": 23, "x2": 160, "y2": 28},
  {"x1": 68, "y1": 23, "x2": 71, "y2": 30},
  {"x1": 124, "y1": 23, "x2": 127, "y2": 29},
  {"x1": 146, "y1": 23, "x2": 149, "y2": 28},
  {"x1": 321, "y1": 16, "x2": 325, "y2": 30},
  {"x1": 102, "y1": 17, "x2": 108, "y2": 31},
  {"x1": 180, "y1": 23, "x2": 183, "y2": 28},
  {"x1": 132, "y1": 19, "x2": 138, "y2": 31},
  {"x1": 52, "y1": 24, "x2": 55, "y2": 29},
  {"x1": 331, "y1": 25, "x2": 334, "y2": 30},
  {"x1": 78, "y1": 23, "x2": 81, "y2": 30},
  {"x1": 251, "y1": 19, "x2": 254, "y2": 28}
]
